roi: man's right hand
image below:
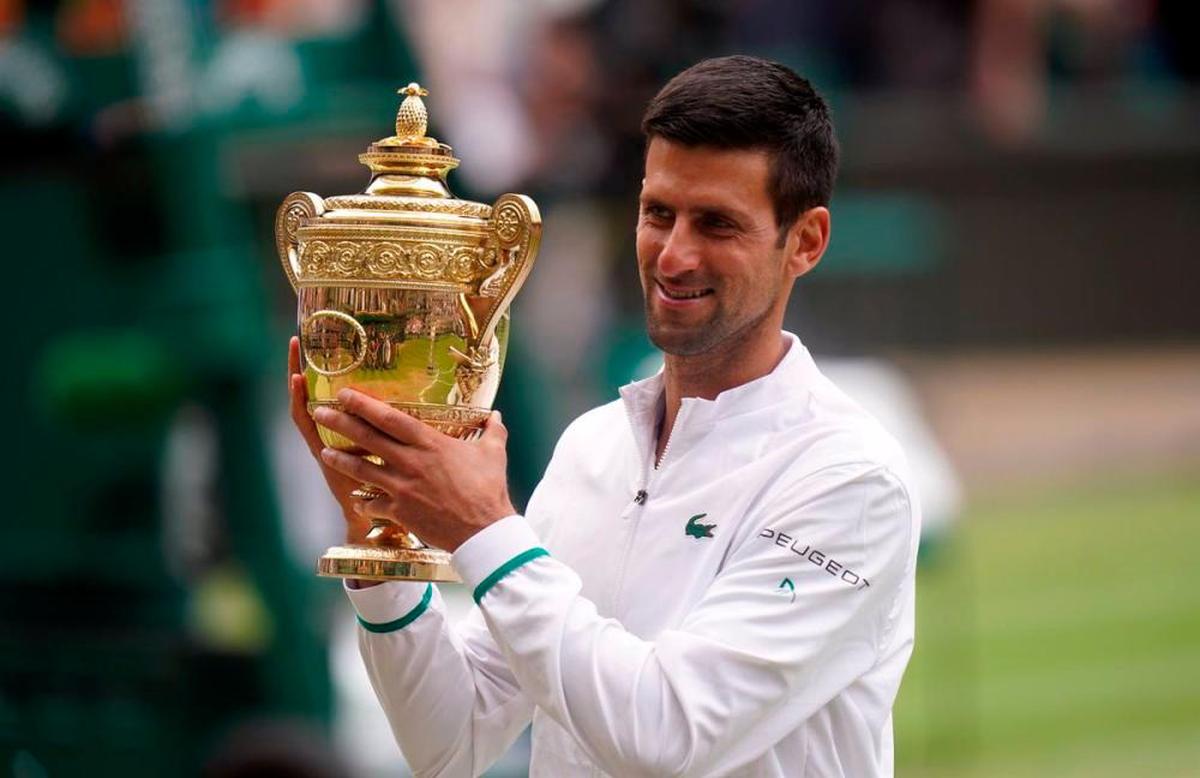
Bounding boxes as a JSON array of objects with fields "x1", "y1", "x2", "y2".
[{"x1": 288, "y1": 336, "x2": 373, "y2": 545}]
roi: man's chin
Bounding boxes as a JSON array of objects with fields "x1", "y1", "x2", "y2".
[{"x1": 646, "y1": 322, "x2": 717, "y2": 357}]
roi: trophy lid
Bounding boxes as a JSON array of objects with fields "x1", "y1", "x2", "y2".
[
  {"x1": 357, "y1": 83, "x2": 461, "y2": 197},
  {"x1": 276, "y1": 79, "x2": 540, "y2": 297}
]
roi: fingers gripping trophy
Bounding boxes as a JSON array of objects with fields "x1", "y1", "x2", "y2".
[{"x1": 276, "y1": 83, "x2": 541, "y2": 582}]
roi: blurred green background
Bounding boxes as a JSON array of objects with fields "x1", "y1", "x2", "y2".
[
  {"x1": 897, "y1": 471, "x2": 1200, "y2": 778},
  {"x1": 3, "y1": 0, "x2": 1197, "y2": 775}
]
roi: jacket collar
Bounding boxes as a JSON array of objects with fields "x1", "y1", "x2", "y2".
[{"x1": 618, "y1": 331, "x2": 819, "y2": 461}]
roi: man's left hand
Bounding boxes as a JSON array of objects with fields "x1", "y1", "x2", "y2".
[{"x1": 313, "y1": 389, "x2": 516, "y2": 553}]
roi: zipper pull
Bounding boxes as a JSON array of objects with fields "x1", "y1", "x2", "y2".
[{"x1": 633, "y1": 489, "x2": 648, "y2": 505}]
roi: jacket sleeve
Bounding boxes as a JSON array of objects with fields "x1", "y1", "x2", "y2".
[
  {"x1": 346, "y1": 580, "x2": 534, "y2": 777},
  {"x1": 451, "y1": 463, "x2": 917, "y2": 778}
]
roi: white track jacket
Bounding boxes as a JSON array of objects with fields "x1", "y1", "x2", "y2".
[{"x1": 346, "y1": 333, "x2": 920, "y2": 777}]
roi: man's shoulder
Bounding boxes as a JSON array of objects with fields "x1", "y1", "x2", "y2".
[
  {"x1": 543, "y1": 397, "x2": 631, "y2": 466},
  {"x1": 752, "y1": 377, "x2": 918, "y2": 532},
  {"x1": 558, "y1": 397, "x2": 629, "y2": 442},
  {"x1": 791, "y1": 366, "x2": 912, "y2": 478}
]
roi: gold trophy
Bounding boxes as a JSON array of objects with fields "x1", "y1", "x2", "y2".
[{"x1": 275, "y1": 83, "x2": 541, "y2": 582}]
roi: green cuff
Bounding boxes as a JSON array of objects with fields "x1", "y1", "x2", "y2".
[
  {"x1": 472, "y1": 547, "x2": 549, "y2": 604},
  {"x1": 357, "y1": 583, "x2": 433, "y2": 633}
]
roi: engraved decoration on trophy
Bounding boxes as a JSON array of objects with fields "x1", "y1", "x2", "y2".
[{"x1": 275, "y1": 83, "x2": 541, "y2": 582}]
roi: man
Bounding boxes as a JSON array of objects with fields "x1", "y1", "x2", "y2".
[{"x1": 288, "y1": 55, "x2": 919, "y2": 777}]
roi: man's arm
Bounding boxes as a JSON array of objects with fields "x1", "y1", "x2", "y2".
[
  {"x1": 452, "y1": 464, "x2": 916, "y2": 777},
  {"x1": 313, "y1": 389, "x2": 917, "y2": 775},
  {"x1": 287, "y1": 343, "x2": 532, "y2": 775},
  {"x1": 346, "y1": 581, "x2": 534, "y2": 777}
]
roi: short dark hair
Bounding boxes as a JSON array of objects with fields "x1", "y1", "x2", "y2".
[{"x1": 641, "y1": 55, "x2": 839, "y2": 232}]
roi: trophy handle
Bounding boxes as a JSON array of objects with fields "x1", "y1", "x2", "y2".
[
  {"x1": 476, "y1": 194, "x2": 541, "y2": 346},
  {"x1": 275, "y1": 191, "x2": 326, "y2": 291}
]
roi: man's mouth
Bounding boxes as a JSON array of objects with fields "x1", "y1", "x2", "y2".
[{"x1": 656, "y1": 280, "x2": 714, "y2": 301}]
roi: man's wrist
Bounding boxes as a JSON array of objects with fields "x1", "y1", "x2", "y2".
[
  {"x1": 450, "y1": 515, "x2": 546, "y2": 604},
  {"x1": 346, "y1": 578, "x2": 384, "y2": 589},
  {"x1": 344, "y1": 578, "x2": 432, "y2": 625},
  {"x1": 444, "y1": 501, "x2": 517, "y2": 553}
]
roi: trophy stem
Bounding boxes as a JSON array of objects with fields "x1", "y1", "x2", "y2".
[
  {"x1": 364, "y1": 518, "x2": 418, "y2": 546},
  {"x1": 351, "y1": 454, "x2": 388, "y2": 500},
  {"x1": 351, "y1": 483, "x2": 387, "y2": 500}
]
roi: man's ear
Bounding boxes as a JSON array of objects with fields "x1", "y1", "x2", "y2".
[{"x1": 784, "y1": 206, "x2": 831, "y2": 279}]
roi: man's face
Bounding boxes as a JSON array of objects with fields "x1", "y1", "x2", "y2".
[{"x1": 636, "y1": 138, "x2": 793, "y2": 357}]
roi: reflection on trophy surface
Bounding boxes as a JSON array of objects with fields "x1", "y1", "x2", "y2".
[{"x1": 275, "y1": 83, "x2": 541, "y2": 582}]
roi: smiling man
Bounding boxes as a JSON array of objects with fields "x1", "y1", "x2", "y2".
[{"x1": 289, "y1": 55, "x2": 920, "y2": 777}]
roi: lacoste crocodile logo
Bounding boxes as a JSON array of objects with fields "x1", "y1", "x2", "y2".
[{"x1": 685, "y1": 513, "x2": 715, "y2": 539}]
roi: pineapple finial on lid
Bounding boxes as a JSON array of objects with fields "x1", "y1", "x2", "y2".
[
  {"x1": 360, "y1": 80, "x2": 458, "y2": 179},
  {"x1": 395, "y1": 82, "x2": 430, "y2": 142}
]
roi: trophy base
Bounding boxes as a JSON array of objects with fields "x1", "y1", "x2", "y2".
[{"x1": 318, "y1": 544, "x2": 460, "y2": 582}]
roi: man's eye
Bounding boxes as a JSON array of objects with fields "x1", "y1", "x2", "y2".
[
  {"x1": 642, "y1": 206, "x2": 672, "y2": 222},
  {"x1": 702, "y1": 217, "x2": 736, "y2": 233}
]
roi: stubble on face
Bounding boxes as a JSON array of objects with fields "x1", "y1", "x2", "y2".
[
  {"x1": 637, "y1": 140, "x2": 791, "y2": 362},
  {"x1": 642, "y1": 253, "x2": 783, "y2": 358}
]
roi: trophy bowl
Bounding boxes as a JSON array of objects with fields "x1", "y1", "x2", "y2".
[{"x1": 275, "y1": 83, "x2": 540, "y2": 582}]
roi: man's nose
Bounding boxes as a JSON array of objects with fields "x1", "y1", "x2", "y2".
[{"x1": 656, "y1": 223, "x2": 701, "y2": 277}]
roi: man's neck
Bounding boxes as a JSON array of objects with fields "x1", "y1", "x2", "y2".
[{"x1": 655, "y1": 329, "x2": 789, "y2": 464}]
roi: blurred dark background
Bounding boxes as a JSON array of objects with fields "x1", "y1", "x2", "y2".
[{"x1": 4, "y1": 0, "x2": 1197, "y2": 775}]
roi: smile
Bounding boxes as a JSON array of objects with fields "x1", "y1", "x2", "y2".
[{"x1": 656, "y1": 281, "x2": 714, "y2": 301}]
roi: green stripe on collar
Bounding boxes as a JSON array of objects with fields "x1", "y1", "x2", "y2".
[
  {"x1": 473, "y1": 547, "x2": 549, "y2": 604},
  {"x1": 357, "y1": 583, "x2": 433, "y2": 633}
]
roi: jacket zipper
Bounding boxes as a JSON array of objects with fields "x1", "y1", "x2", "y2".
[
  {"x1": 611, "y1": 403, "x2": 690, "y2": 613},
  {"x1": 634, "y1": 401, "x2": 688, "y2": 504},
  {"x1": 642, "y1": 400, "x2": 687, "y2": 495},
  {"x1": 654, "y1": 422, "x2": 678, "y2": 472}
]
